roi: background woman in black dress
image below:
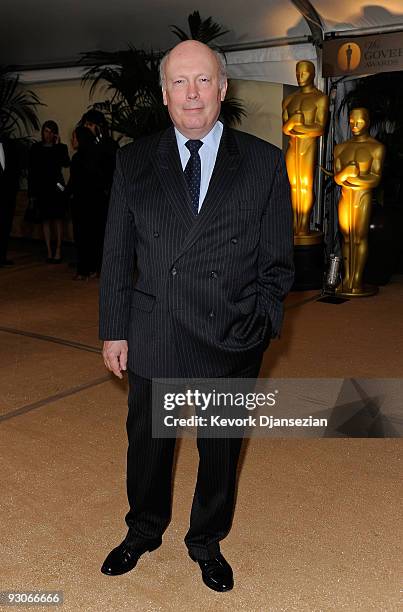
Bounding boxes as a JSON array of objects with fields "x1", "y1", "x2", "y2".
[{"x1": 28, "y1": 120, "x2": 70, "y2": 262}]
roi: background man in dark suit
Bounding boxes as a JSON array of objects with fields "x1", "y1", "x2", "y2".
[
  {"x1": 99, "y1": 40, "x2": 294, "y2": 592},
  {"x1": 0, "y1": 137, "x2": 20, "y2": 266}
]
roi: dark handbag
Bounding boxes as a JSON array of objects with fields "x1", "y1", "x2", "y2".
[{"x1": 24, "y1": 198, "x2": 42, "y2": 224}]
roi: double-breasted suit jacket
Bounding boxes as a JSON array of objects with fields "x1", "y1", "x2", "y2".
[{"x1": 99, "y1": 124, "x2": 294, "y2": 378}]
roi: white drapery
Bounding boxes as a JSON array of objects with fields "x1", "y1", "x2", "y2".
[{"x1": 226, "y1": 43, "x2": 317, "y2": 85}]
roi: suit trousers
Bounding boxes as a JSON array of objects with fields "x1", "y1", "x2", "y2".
[
  {"x1": 71, "y1": 203, "x2": 97, "y2": 277},
  {"x1": 124, "y1": 360, "x2": 261, "y2": 560}
]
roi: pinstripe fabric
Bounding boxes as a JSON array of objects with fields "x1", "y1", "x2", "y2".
[
  {"x1": 99, "y1": 124, "x2": 294, "y2": 561},
  {"x1": 99, "y1": 124, "x2": 294, "y2": 378},
  {"x1": 125, "y1": 362, "x2": 261, "y2": 560}
]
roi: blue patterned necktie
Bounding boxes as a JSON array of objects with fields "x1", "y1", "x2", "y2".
[{"x1": 184, "y1": 140, "x2": 203, "y2": 215}]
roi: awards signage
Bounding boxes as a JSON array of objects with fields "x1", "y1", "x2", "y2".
[{"x1": 323, "y1": 32, "x2": 403, "y2": 77}]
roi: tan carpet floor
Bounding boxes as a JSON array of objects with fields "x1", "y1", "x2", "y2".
[{"x1": 0, "y1": 244, "x2": 401, "y2": 611}]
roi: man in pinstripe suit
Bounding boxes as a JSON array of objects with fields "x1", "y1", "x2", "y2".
[{"x1": 99, "y1": 40, "x2": 294, "y2": 592}]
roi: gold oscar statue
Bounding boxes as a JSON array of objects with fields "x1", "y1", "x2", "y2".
[
  {"x1": 282, "y1": 60, "x2": 329, "y2": 244},
  {"x1": 334, "y1": 108, "x2": 385, "y2": 297}
]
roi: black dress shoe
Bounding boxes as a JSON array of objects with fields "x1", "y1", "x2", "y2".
[
  {"x1": 101, "y1": 540, "x2": 159, "y2": 576},
  {"x1": 192, "y1": 553, "x2": 234, "y2": 592}
]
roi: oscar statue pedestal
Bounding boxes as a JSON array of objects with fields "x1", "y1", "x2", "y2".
[
  {"x1": 336, "y1": 284, "x2": 378, "y2": 298},
  {"x1": 292, "y1": 230, "x2": 324, "y2": 291}
]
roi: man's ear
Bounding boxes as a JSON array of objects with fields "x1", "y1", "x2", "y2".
[
  {"x1": 220, "y1": 80, "x2": 228, "y2": 102},
  {"x1": 162, "y1": 89, "x2": 167, "y2": 106}
]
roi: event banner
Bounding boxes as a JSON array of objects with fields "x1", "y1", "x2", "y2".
[{"x1": 322, "y1": 32, "x2": 403, "y2": 77}]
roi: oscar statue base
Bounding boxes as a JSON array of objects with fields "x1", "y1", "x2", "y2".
[
  {"x1": 336, "y1": 284, "x2": 379, "y2": 298},
  {"x1": 292, "y1": 232, "x2": 324, "y2": 291},
  {"x1": 294, "y1": 230, "x2": 323, "y2": 247}
]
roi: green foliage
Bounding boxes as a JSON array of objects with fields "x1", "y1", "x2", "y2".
[
  {"x1": 170, "y1": 11, "x2": 229, "y2": 44},
  {"x1": 81, "y1": 11, "x2": 246, "y2": 141},
  {"x1": 81, "y1": 48, "x2": 168, "y2": 140},
  {"x1": 340, "y1": 72, "x2": 403, "y2": 141},
  {"x1": 0, "y1": 67, "x2": 42, "y2": 138}
]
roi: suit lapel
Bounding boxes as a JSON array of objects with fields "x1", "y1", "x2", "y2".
[
  {"x1": 178, "y1": 125, "x2": 242, "y2": 257},
  {"x1": 151, "y1": 125, "x2": 242, "y2": 259},
  {"x1": 151, "y1": 127, "x2": 195, "y2": 232}
]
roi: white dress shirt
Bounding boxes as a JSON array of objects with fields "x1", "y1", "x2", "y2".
[
  {"x1": 0, "y1": 142, "x2": 5, "y2": 171},
  {"x1": 174, "y1": 120, "x2": 223, "y2": 213}
]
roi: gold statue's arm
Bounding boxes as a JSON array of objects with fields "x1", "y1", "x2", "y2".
[
  {"x1": 333, "y1": 154, "x2": 359, "y2": 186},
  {"x1": 283, "y1": 112, "x2": 305, "y2": 135},
  {"x1": 346, "y1": 146, "x2": 386, "y2": 189},
  {"x1": 281, "y1": 100, "x2": 301, "y2": 136},
  {"x1": 290, "y1": 95, "x2": 329, "y2": 137}
]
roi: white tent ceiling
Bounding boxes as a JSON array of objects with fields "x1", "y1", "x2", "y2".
[
  {"x1": 1, "y1": 1, "x2": 402, "y2": 84},
  {"x1": 2, "y1": 0, "x2": 403, "y2": 68},
  {"x1": 3, "y1": 0, "x2": 307, "y2": 67},
  {"x1": 305, "y1": 0, "x2": 403, "y2": 33}
]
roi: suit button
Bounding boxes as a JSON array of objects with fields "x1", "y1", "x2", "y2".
[
  {"x1": 171, "y1": 267, "x2": 177, "y2": 276},
  {"x1": 208, "y1": 311, "x2": 215, "y2": 318},
  {"x1": 230, "y1": 237, "x2": 238, "y2": 245},
  {"x1": 210, "y1": 271, "x2": 218, "y2": 279},
  {"x1": 153, "y1": 231, "x2": 159, "y2": 238}
]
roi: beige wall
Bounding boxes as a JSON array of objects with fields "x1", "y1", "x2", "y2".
[
  {"x1": 14, "y1": 77, "x2": 285, "y2": 240},
  {"x1": 30, "y1": 78, "x2": 106, "y2": 154},
  {"x1": 13, "y1": 78, "x2": 104, "y2": 240},
  {"x1": 229, "y1": 79, "x2": 284, "y2": 149},
  {"x1": 30, "y1": 77, "x2": 285, "y2": 152}
]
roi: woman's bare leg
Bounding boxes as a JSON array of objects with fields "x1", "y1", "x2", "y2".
[
  {"x1": 43, "y1": 221, "x2": 52, "y2": 259},
  {"x1": 54, "y1": 220, "x2": 63, "y2": 260}
]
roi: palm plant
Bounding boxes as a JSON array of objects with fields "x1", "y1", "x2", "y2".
[
  {"x1": 80, "y1": 11, "x2": 246, "y2": 140},
  {"x1": 0, "y1": 67, "x2": 43, "y2": 174},
  {"x1": 81, "y1": 47, "x2": 167, "y2": 140},
  {"x1": 170, "y1": 11, "x2": 229, "y2": 44},
  {"x1": 0, "y1": 67, "x2": 42, "y2": 138}
]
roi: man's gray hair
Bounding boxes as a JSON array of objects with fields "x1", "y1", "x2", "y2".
[{"x1": 159, "y1": 47, "x2": 227, "y2": 89}]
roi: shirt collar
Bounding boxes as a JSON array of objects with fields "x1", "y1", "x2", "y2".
[{"x1": 174, "y1": 120, "x2": 223, "y2": 153}]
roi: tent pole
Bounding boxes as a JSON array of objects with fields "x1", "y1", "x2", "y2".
[{"x1": 314, "y1": 48, "x2": 326, "y2": 231}]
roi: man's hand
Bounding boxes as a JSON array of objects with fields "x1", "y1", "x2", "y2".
[{"x1": 102, "y1": 340, "x2": 128, "y2": 379}]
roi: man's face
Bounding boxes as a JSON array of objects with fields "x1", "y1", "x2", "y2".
[
  {"x1": 296, "y1": 62, "x2": 314, "y2": 87},
  {"x1": 84, "y1": 121, "x2": 97, "y2": 136},
  {"x1": 162, "y1": 41, "x2": 227, "y2": 139},
  {"x1": 43, "y1": 127, "x2": 55, "y2": 145}
]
